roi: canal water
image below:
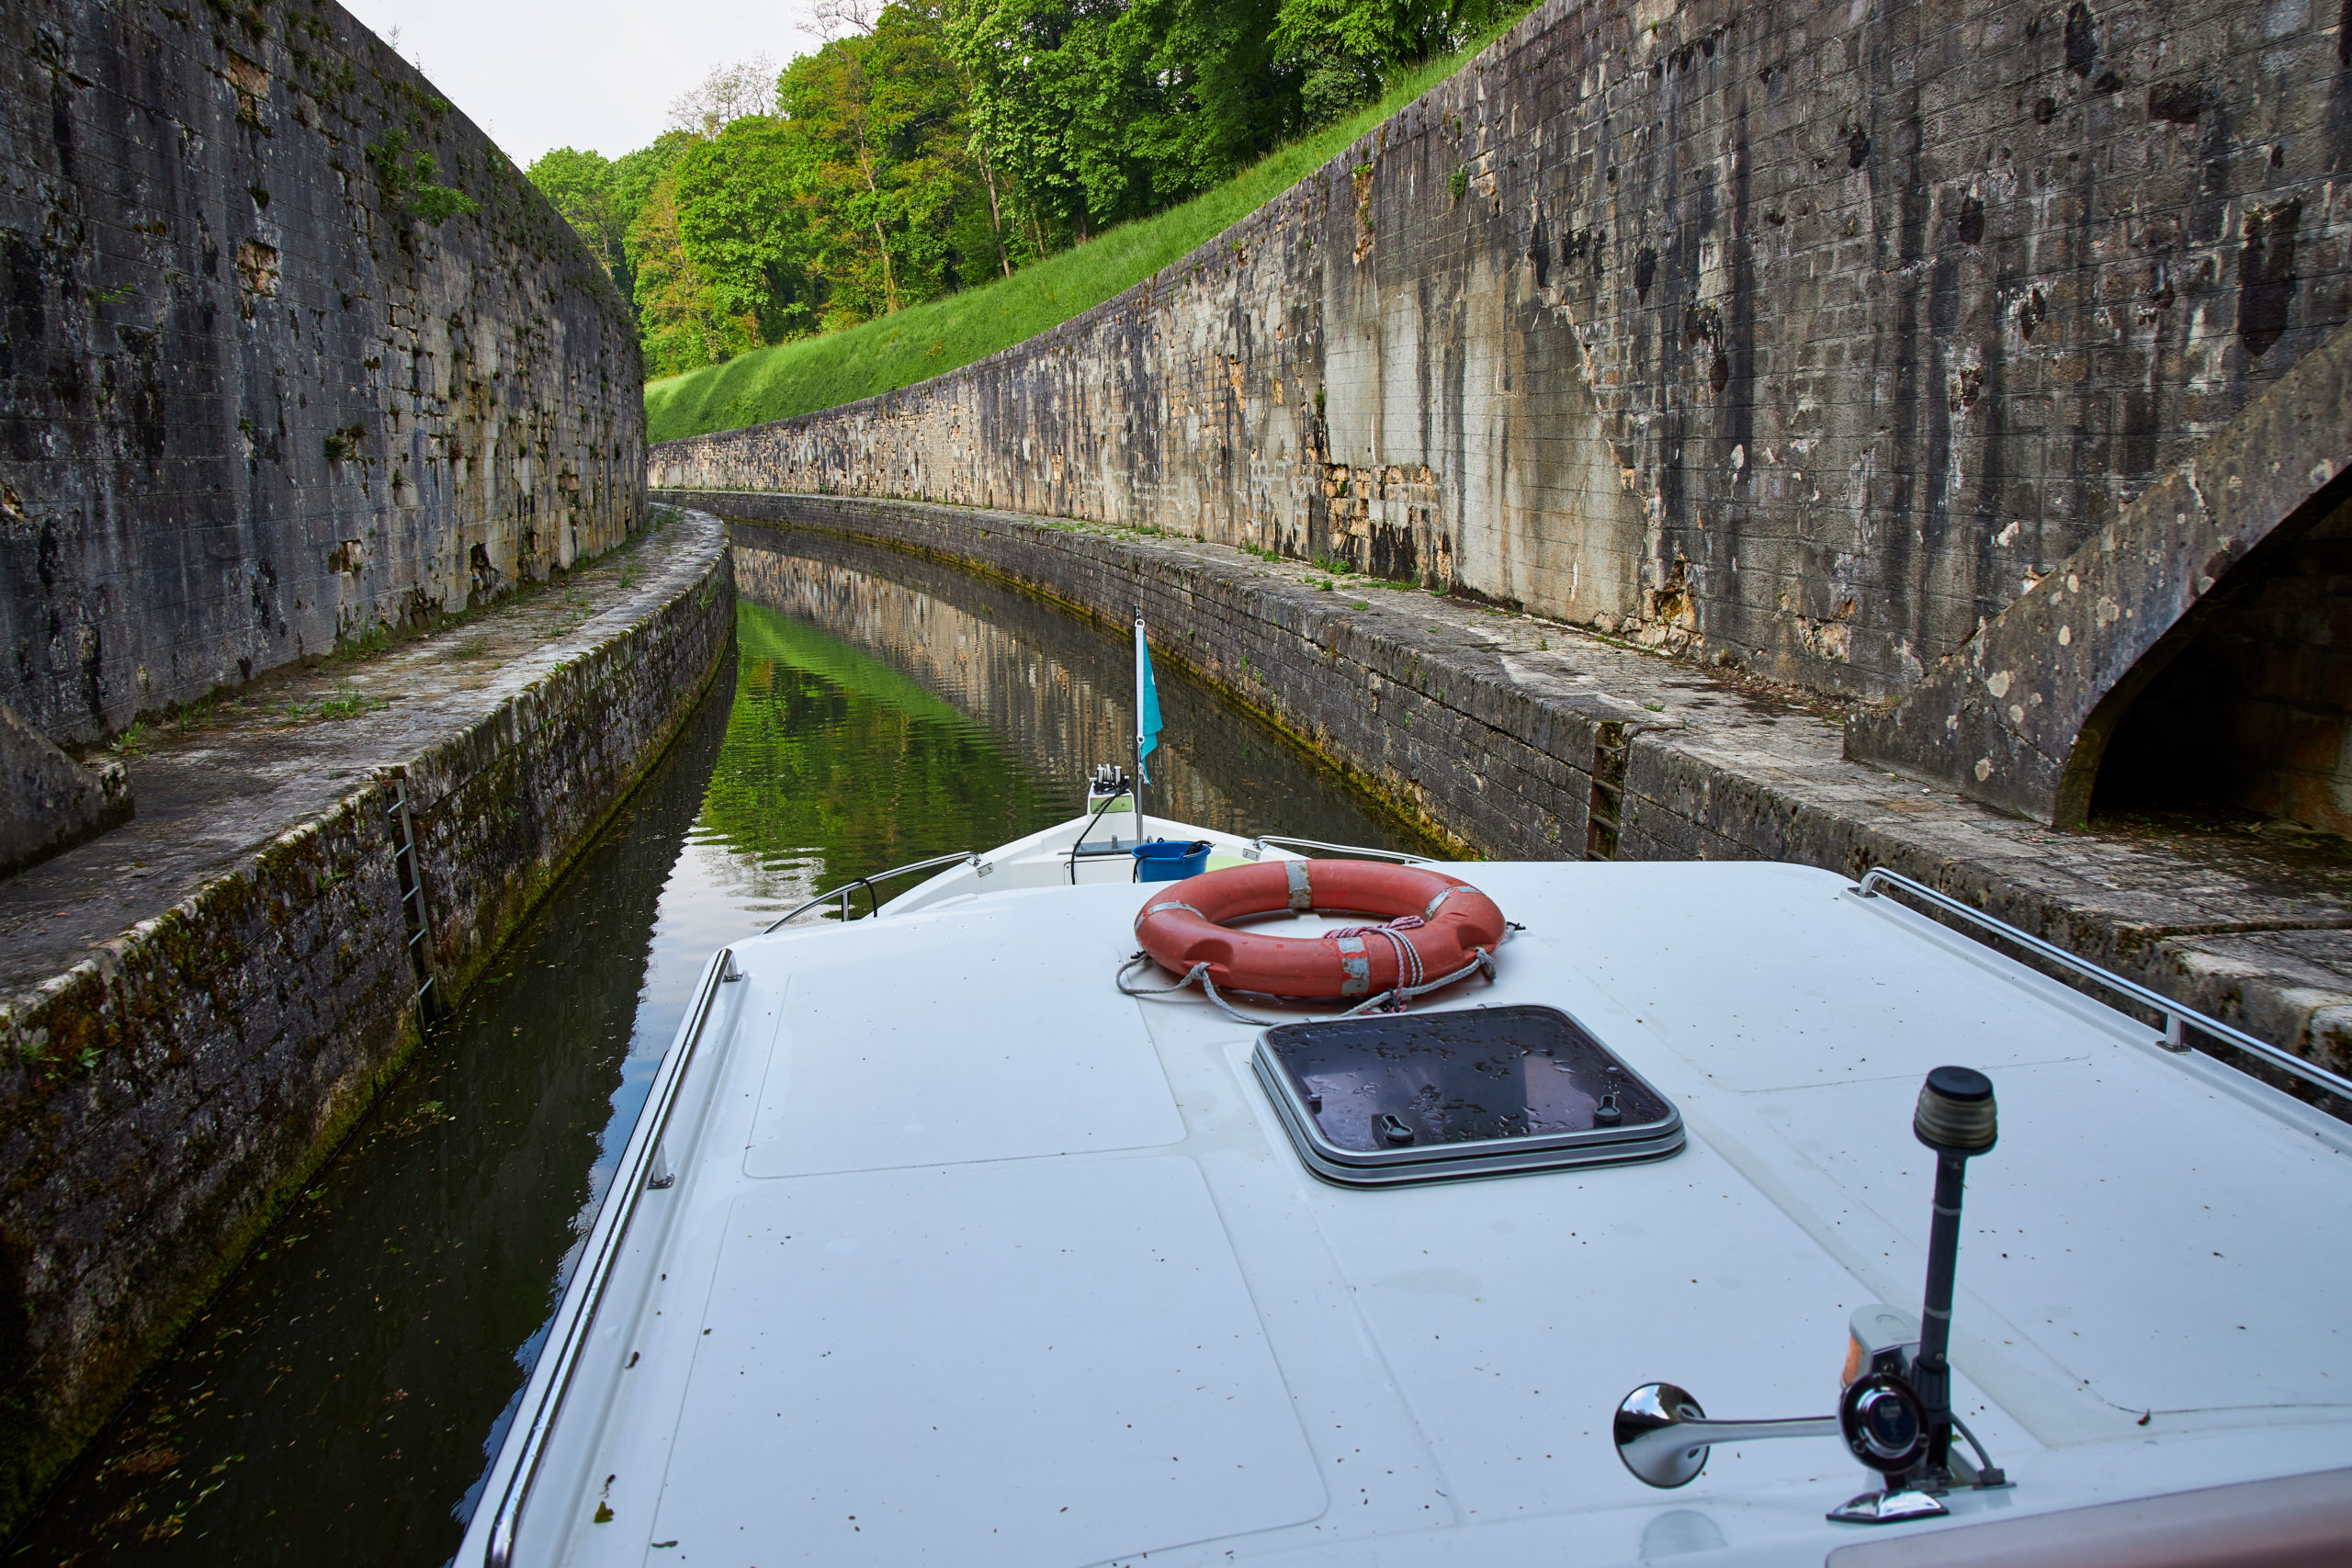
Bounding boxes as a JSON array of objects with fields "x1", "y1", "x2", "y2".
[{"x1": 12, "y1": 524, "x2": 1436, "y2": 1565}]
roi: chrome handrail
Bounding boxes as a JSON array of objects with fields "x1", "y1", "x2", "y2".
[
  {"x1": 483, "y1": 948, "x2": 738, "y2": 1568},
  {"x1": 1855, "y1": 868, "x2": 2352, "y2": 1103},
  {"x1": 763, "y1": 852, "x2": 978, "y2": 931},
  {"x1": 1248, "y1": 834, "x2": 1434, "y2": 864}
]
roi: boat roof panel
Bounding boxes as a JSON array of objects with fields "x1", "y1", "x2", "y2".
[
  {"x1": 1464, "y1": 861, "x2": 2352, "y2": 1437},
  {"x1": 1772, "y1": 1063, "x2": 2352, "y2": 1417},
  {"x1": 1491, "y1": 859, "x2": 2100, "y2": 1093},
  {"x1": 648, "y1": 1156, "x2": 1328, "y2": 1566},
  {"x1": 743, "y1": 899, "x2": 1185, "y2": 1178}
]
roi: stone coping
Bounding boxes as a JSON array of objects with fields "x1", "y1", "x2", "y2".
[
  {"x1": 674, "y1": 490, "x2": 2352, "y2": 1097},
  {"x1": 0, "y1": 509, "x2": 726, "y2": 1003}
]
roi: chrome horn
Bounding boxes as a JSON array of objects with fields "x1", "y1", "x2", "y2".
[
  {"x1": 1612, "y1": 1383, "x2": 1838, "y2": 1489},
  {"x1": 1610, "y1": 1067, "x2": 2010, "y2": 1524}
]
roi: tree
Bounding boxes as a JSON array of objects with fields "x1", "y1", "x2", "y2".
[
  {"x1": 948, "y1": 0, "x2": 1133, "y2": 248},
  {"x1": 671, "y1": 117, "x2": 822, "y2": 341},
  {"x1": 611, "y1": 0, "x2": 1490, "y2": 383},
  {"x1": 780, "y1": 2, "x2": 999, "y2": 322},
  {"x1": 609, "y1": 131, "x2": 696, "y2": 235},
  {"x1": 667, "y1": 55, "x2": 781, "y2": 138},
  {"x1": 1119, "y1": 0, "x2": 1297, "y2": 202},
  {"x1": 946, "y1": 0, "x2": 1301, "y2": 250},
  {"x1": 629, "y1": 175, "x2": 762, "y2": 377},
  {"x1": 1269, "y1": 0, "x2": 1498, "y2": 89},
  {"x1": 527, "y1": 147, "x2": 628, "y2": 288}
]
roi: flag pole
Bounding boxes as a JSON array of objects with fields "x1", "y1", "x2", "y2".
[{"x1": 1132, "y1": 606, "x2": 1147, "y2": 849}]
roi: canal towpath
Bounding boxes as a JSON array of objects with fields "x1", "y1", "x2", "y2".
[{"x1": 0, "y1": 509, "x2": 726, "y2": 1002}]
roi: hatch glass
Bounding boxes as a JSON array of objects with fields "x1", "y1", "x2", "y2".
[{"x1": 1252, "y1": 1004, "x2": 1682, "y2": 1186}]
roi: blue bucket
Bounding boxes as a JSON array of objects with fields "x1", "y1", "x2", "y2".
[{"x1": 1132, "y1": 839, "x2": 1213, "y2": 882}]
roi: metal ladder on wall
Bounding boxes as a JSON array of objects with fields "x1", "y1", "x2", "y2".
[
  {"x1": 387, "y1": 769, "x2": 443, "y2": 1023},
  {"x1": 1585, "y1": 721, "x2": 1630, "y2": 861}
]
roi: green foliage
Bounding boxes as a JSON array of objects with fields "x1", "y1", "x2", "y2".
[
  {"x1": 366, "y1": 130, "x2": 479, "y2": 228},
  {"x1": 530, "y1": 134, "x2": 702, "y2": 316},
  {"x1": 526, "y1": 146, "x2": 633, "y2": 287},
  {"x1": 577, "y1": 4, "x2": 1012, "y2": 378},
  {"x1": 643, "y1": 24, "x2": 1515, "y2": 439},
  {"x1": 1271, "y1": 0, "x2": 1502, "y2": 85},
  {"x1": 672, "y1": 118, "x2": 821, "y2": 335},
  {"x1": 272, "y1": 686, "x2": 389, "y2": 722},
  {"x1": 778, "y1": 6, "x2": 998, "y2": 324},
  {"x1": 947, "y1": 0, "x2": 1296, "y2": 247},
  {"x1": 611, "y1": 0, "x2": 1526, "y2": 410}
]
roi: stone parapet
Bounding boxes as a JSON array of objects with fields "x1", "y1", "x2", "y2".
[{"x1": 0, "y1": 710, "x2": 129, "y2": 878}]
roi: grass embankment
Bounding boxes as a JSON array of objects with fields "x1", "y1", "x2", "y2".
[{"x1": 643, "y1": 17, "x2": 1530, "y2": 444}]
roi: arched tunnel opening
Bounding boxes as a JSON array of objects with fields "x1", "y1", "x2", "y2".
[{"x1": 2086, "y1": 471, "x2": 2352, "y2": 837}]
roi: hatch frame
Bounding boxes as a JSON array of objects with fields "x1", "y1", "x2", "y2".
[{"x1": 1250, "y1": 1002, "x2": 1685, "y2": 1188}]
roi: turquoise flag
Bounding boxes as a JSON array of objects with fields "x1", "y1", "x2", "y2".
[{"x1": 1135, "y1": 619, "x2": 1162, "y2": 784}]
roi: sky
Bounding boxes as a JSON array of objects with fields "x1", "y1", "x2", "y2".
[{"x1": 343, "y1": 0, "x2": 825, "y2": 167}]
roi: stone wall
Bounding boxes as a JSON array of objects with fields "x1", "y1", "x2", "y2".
[
  {"x1": 0, "y1": 519, "x2": 729, "y2": 1529},
  {"x1": 653, "y1": 0, "x2": 2352, "y2": 709},
  {"x1": 0, "y1": 711, "x2": 127, "y2": 878},
  {"x1": 1845, "y1": 320, "x2": 2352, "y2": 824},
  {"x1": 2, "y1": 0, "x2": 644, "y2": 748}
]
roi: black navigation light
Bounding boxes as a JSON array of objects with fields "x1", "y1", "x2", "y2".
[
  {"x1": 1611, "y1": 1066, "x2": 2011, "y2": 1525},
  {"x1": 1915, "y1": 1063, "x2": 1997, "y2": 1154},
  {"x1": 1911, "y1": 1067, "x2": 1997, "y2": 1471}
]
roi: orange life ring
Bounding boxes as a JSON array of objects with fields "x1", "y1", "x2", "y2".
[{"x1": 1133, "y1": 859, "x2": 1507, "y2": 1002}]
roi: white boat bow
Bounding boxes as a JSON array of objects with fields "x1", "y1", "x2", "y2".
[{"x1": 460, "y1": 808, "x2": 2352, "y2": 1568}]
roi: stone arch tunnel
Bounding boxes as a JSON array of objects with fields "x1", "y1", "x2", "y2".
[{"x1": 1848, "y1": 321, "x2": 2352, "y2": 830}]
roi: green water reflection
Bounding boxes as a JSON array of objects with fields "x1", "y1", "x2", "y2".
[
  {"x1": 701, "y1": 604, "x2": 1058, "y2": 896},
  {"x1": 711, "y1": 521, "x2": 1430, "y2": 908}
]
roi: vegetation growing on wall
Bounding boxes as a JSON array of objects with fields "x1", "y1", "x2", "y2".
[
  {"x1": 365, "y1": 129, "x2": 481, "y2": 227},
  {"x1": 531, "y1": 0, "x2": 1525, "y2": 392}
]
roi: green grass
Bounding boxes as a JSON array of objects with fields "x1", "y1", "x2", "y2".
[{"x1": 643, "y1": 15, "x2": 1528, "y2": 444}]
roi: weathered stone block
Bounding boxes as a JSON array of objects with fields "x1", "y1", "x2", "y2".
[{"x1": 0, "y1": 708, "x2": 130, "y2": 878}]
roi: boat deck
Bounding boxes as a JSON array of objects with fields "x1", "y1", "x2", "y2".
[{"x1": 466, "y1": 860, "x2": 2352, "y2": 1568}]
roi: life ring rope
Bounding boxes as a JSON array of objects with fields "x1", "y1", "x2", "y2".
[
  {"x1": 1325, "y1": 916, "x2": 1429, "y2": 991},
  {"x1": 1114, "y1": 944, "x2": 1499, "y2": 1025}
]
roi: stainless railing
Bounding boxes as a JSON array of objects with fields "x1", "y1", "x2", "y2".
[
  {"x1": 1246, "y1": 834, "x2": 1434, "y2": 864},
  {"x1": 1855, "y1": 868, "x2": 2352, "y2": 1103},
  {"x1": 483, "y1": 947, "x2": 740, "y2": 1568},
  {"x1": 763, "y1": 852, "x2": 978, "y2": 931}
]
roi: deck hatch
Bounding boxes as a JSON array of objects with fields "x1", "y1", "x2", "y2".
[{"x1": 1253, "y1": 1004, "x2": 1683, "y2": 1185}]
